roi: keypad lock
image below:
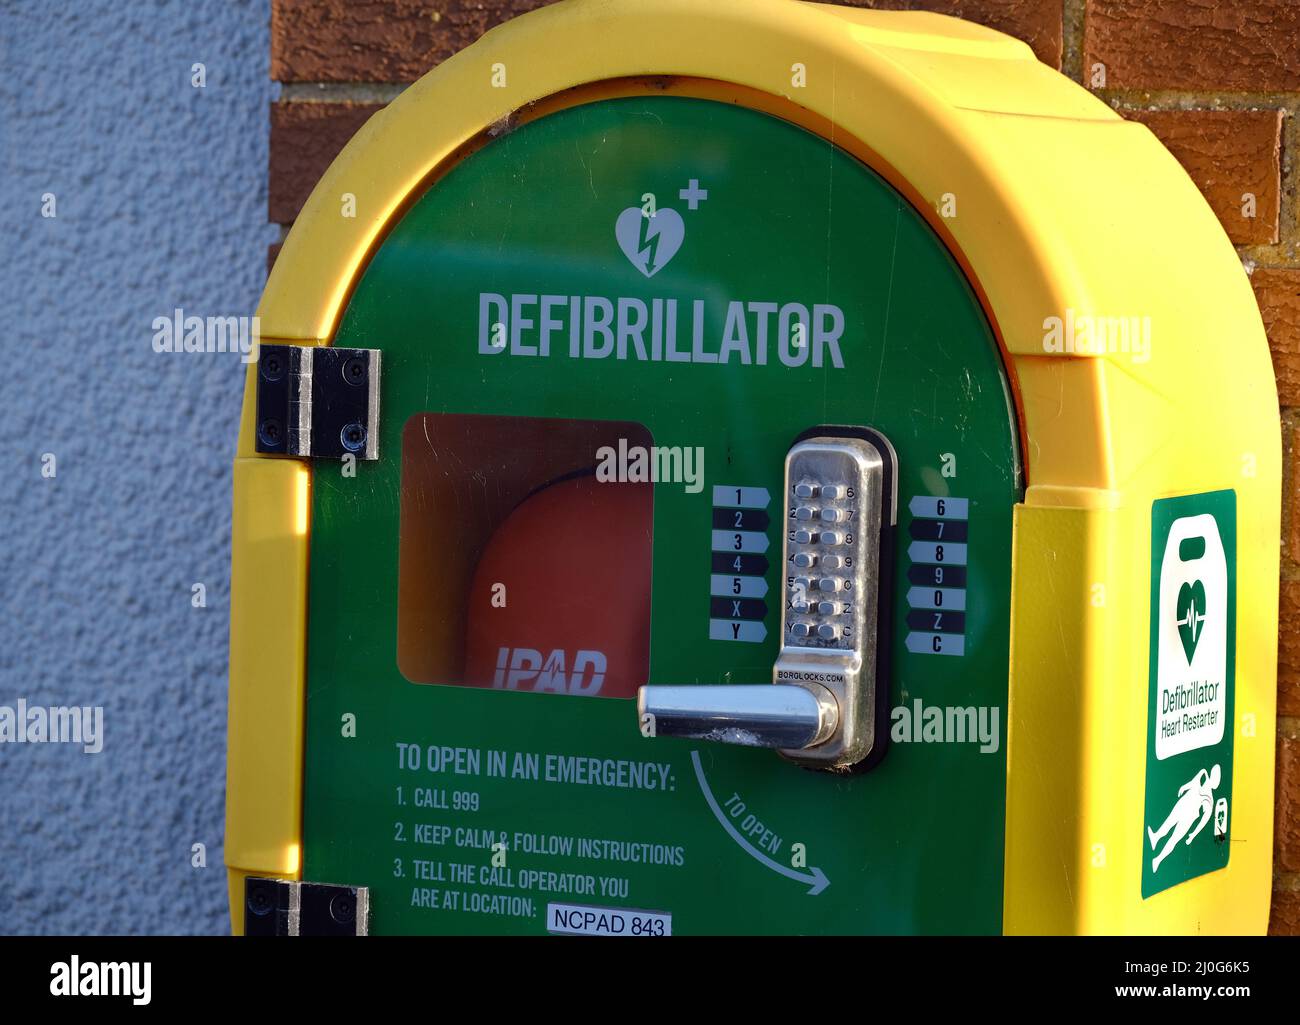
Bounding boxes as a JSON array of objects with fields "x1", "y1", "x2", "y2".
[{"x1": 638, "y1": 428, "x2": 896, "y2": 771}]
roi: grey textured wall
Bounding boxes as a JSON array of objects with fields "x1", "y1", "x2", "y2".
[{"x1": 0, "y1": 0, "x2": 273, "y2": 934}]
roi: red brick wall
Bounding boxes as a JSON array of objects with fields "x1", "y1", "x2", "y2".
[{"x1": 267, "y1": 0, "x2": 1300, "y2": 932}]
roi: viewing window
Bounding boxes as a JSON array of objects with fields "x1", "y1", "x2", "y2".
[{"x1": 397, "y1": 414, "x2": 654, "y2": 699}]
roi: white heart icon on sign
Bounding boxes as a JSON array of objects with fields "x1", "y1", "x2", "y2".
[{"x1": 614, "y1": 206, "x2": 685, "y2": 278}]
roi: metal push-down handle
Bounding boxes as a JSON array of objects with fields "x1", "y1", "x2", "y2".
[{"x1": 637, "y1": 683, "x2": 838, "y2": 750}]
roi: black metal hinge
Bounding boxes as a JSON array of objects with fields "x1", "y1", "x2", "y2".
[
  {"x1": 255, "y1": 344, "x2": 382, "y2": 460},
  {"x1": 244, "y1": 877, "x2": 370, "y2": 936}
]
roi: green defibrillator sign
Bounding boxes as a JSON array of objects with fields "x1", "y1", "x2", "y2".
[{"x1": 1142, "y1": 491, "x2": 1236, "y2": 898}]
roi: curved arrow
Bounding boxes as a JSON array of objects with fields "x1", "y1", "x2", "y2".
[{"x1": 690, "y1": 750, "x2": 829, "y2": 895}]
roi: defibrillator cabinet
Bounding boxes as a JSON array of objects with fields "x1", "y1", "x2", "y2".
[{"x1": 226, "y1": 0, "x2": 1281, "y2": 935}]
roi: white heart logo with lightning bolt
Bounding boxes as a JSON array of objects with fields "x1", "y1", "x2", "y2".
[{"x1": 615, "y1": 206, "x2": 684, "y2": 277}]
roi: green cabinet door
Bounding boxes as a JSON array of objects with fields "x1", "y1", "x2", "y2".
[{"x1": 301, "y1": 95, "x2": 1022, "y2": 935}]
